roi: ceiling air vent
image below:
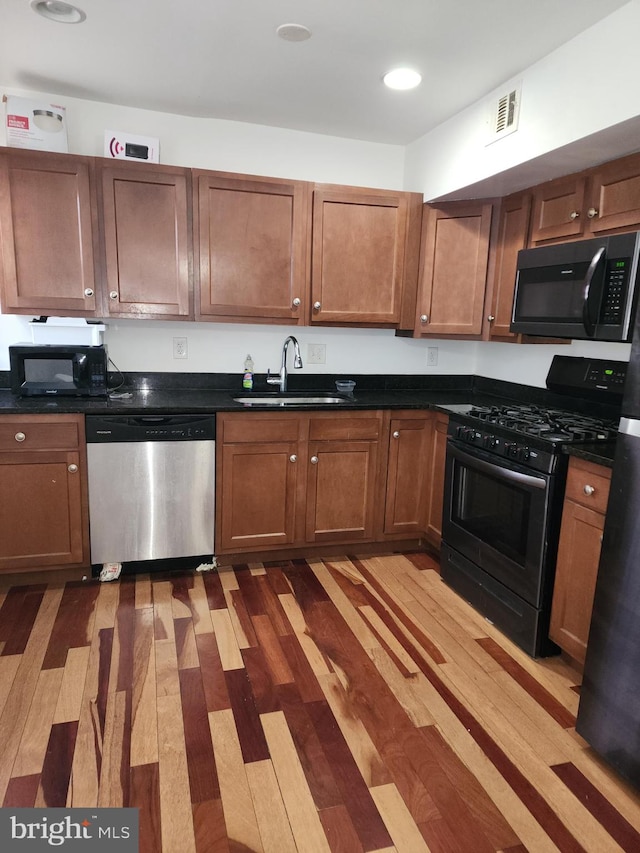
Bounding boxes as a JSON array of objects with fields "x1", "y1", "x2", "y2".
[{"x1": 486, "y1": 85, "x2": 521, "y2": 145}]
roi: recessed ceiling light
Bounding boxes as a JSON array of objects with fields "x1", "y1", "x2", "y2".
[
  {"x1": 31, "y1": 1, "x2": 86, "y2": 24},
  {"x1": 383, "y1": 68, "x2": 422, "y2": 91},
  {"x1": 276, "y1": 23, "x2": 312, "y2": 42}
]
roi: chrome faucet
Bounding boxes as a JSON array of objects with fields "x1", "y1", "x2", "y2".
[{"x1": 267, "y1": 335, "x2": 303, "y2": 392}]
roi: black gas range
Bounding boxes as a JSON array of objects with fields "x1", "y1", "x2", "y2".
[
  {"x1": 439, "y1": 356, "x2": 626, "y2": 657},
  {"x1": 448, "y1": 403, "x2": 618, "y2": 474}
]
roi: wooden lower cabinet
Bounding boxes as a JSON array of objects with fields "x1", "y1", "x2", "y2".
[
  {"x1": 383, "y1": 411, "x2": 433, "y2": 537},
  {"x1": 549, "y1": 457, "x2": 612, "y2": 665},
  {"x1": 0, "y1": 414, "x2": 90, "y2": 572},
  {"x1": 216, "y1": 410, "x2": 383, "y2": 554},
  {"x1": 217, "y1": 408, "x2": 449, "y2": 558}
]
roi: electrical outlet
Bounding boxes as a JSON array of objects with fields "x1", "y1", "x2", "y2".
[
  {"x1": 173, "y1": 336, "x2": 188, "y2": 359},
  {"x1": 427, "y1": 346, "x2": 438, "y2": 366},
  {"x1": 307, "y1": 343, "x2": 326, "y2": 364}
]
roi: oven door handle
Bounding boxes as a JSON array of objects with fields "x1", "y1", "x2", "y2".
[{"x1": 447, "y1": 442, "x2": 548, "y2": 490}]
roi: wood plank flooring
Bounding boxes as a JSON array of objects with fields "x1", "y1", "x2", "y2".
[{"x1": 1, "y1": 551, "x2": 640, "y2": 852}]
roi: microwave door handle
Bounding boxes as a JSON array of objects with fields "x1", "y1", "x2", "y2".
[
  {"x1": 582, "y1": 247, "x2": 606, "y2": 336},
  {"x1": 72, "y1": 353, "x2": 87, "y2": 382},
  {"x1": 448, "y1": 442, "x2": 547, "y2": 490}
]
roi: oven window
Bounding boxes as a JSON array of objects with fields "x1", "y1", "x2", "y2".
[
  {"x1": 24, "y1": 358, "x2": 74, "y2": 384},
  {"x1": 454, "y1": 466, "x2": 530, "y2": 566}
]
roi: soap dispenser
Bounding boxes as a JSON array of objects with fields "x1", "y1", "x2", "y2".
[{"x1": 243, "y1": 354, "x2": 254, "y2": 390}]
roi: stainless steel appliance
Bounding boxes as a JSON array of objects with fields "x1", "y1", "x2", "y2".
[
  {"x1": 9, "y1": 343, "x2": 108, "y2": 397},
  {"x1": 86, "y1": 414, "x2": 215, "y2": 566},
  {"x1": 441, "y1": 356, "x2": 624, "y2": 657},
  {"x1": 576, "y1": 312, "x2": 640, "y2": 789},
  {"x1": 511, "y1": 232, "x2": 640, "y2": 341}
]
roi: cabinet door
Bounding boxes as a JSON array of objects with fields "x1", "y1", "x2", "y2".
[
  {"x1": 0, "y1": 149, "x2": 98, "y2": 316},
  {"x1": 488, "y1": 193, "x2": 531, "y2": 340},
  {"x1": 416, "y1": 201, "x2": 493, "y2": 337},
  {"x1": 195, "y1": 171, "x2": 310, "y2": 324},
  {"x1": 218, "y1": 441, "x2": 300, "y2": 552},
  {"x1": 588, "y1": 153, "x2": 640, "y2": 235},
  {"x1": 383, "y1": 413, "x2": 433, "y2": 536},
  {"x1": 549, "y1": 500, "x2": 604, "y2": 665},
  {"x1": 306, "y1": 438, "x2": 379, "y2": 543},
  {"x1": 0, "y1": 449, "x2": 85, "y2": 571},
  {"x1": 529, "y1": 173, "x2": 588, "y2": 244},
  {"x1": 311, "y1": 186, "x2": 410, "y2": 325},
  {"x1": 98, "y1": 161, "x2": 191, "y2": 318},
  {"x1": 425, "y1": 414, "x2": 448, "y2": 547}
]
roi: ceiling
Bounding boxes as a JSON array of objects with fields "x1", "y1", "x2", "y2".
[{"x1": 0, "y1": 0, "x2": 632, "y2": 145}]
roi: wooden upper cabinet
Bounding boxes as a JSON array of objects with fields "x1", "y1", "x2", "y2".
[
  {"x1": 311, "y1": 185, "x2": 421, "y2": 326},
  {"x1": 529, "y1": 152, "x2": 640, "y2": 245},
  {"x1": 0, "y1": 149, "x2": 98, "y2": 316},
  {"x1": 588, "y1": 153, "x2": 640, "y2": 235},
  {"x1": 195, "y1": 171, "x2": 310, "y2": 324},
  {"x1": 416, "y1": 200, "x2": 494, "y2": 337},
  {"x1": 97, "y1": 160, "x2": 191, "y2": 318},
  {"x1": 529, "y1": 173, "x2": 588, "y2": 244},
  {"x1": 487, "y1": 192, "x2": 532, "y2": 340}
]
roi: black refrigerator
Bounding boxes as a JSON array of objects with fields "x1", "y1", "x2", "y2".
[{"x1": 576, "y1": 317, "x2": 640, "y2": 789}]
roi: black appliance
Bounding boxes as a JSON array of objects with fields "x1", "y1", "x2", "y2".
[
  {"x1": 9, "y1": 343, "x2": 108, "y2": 397},
  {"x1": 576, "y1": 312, "x2": 640, "y2": 789},
  {"x1": 441, "y1": 355, "x2": 625, "y2": 657},
  {"x1": 511, "y1": 231, "x2": 640, "y2": 341}
]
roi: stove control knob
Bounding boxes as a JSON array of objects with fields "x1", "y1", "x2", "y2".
[
  {"x1": 466, "y1": 429, "x2": 477, "y2": 443},
  {"x1": 456, "y1": 425, "x2": 466, "y2": 439},
  {"x1": 504, "y1": 442, "x2": 518, "y2": 458},
  {"x1": 483, "y1": 434, "x2": 497, "y2": 449},
  {"x1": 519, "y1": 446, "x2": 530, "y2": 462}
]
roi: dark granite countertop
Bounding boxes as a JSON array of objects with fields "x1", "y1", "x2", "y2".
[
  {"x1": 0, "y1": 371, "x2": 623, "y2": 438},
  {"x1": 563, "y1": 441, "x2": 617, "y2": 468}
]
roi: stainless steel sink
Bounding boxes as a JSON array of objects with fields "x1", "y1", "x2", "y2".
[{"x1": 232, "y1": 393, "x2": 351, "y2": 406}]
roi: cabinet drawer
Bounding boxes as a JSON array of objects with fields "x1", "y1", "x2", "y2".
[
  {"x1": 0, "y1": 416, "x2": 82, "y2": 451},
  {"x1": 564, "y1": 458, "x2": 611, "y2": 514},
  {"x1": 308, "y1": 414, "x2": 382, "y2": 441},
  {"x1": 220, "y1": 413, "x2": 300, "y2": 444}
]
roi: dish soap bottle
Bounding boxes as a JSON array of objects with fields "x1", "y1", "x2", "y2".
[{"x1": 243, "y1": 354, "x2": 254, "y2": 390}]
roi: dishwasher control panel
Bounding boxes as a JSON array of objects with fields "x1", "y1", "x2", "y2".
[{"x1": 86, "y1": 414, "x2": 216, "y2": 442}]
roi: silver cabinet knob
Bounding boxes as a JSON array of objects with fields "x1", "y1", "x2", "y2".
[
  {"x1": 68, "y1": 464, "x2": 78, "y2": 474},
  {"x1": 289, "y1": 454, "x2": 297, "y2": 463},
  {"x1": 313, "y1": 301, "x2": 321, "y2": 311},
  {"x1": 84, "y1": 288, "x2": 94, "y2": 298},
  {"x1": 570, "y1": 210, "x2": 580, "y2": 220},
  {"x1": 420, "y1": 314, "x2": 428, "y2": 324},
  {"x1": 310, "y1": 456, "x2": 318, "y2": 464},
  {"x1": 587, "y1": 207, "x2": 599, "y2": 219},
  {"x1": 583, "y1": 484, "x2": 595, "y2": 496},
  {"x1": 487, "y1": 315, "x2": 495, "y2": 322},
  {"x1": 109, "y1": 291, "x2": 119, "y2": 300},
  {"x1": 292, "y1": 297, "x2": 301, "y2": 308},
  {"x1": 393, "y1": 431, "x2": 400, "y2": 439},
  {"x1": 14, "y1": 432, "x2": 26, "y2": 442}
]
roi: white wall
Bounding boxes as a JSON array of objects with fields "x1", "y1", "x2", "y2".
[{"x1": 404, "y1": 1, "x2": 640, "y2": 201}]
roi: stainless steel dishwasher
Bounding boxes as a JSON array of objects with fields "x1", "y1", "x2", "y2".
[{"x1": 86, "y1": 414, "x2": 216, "y2": 566}]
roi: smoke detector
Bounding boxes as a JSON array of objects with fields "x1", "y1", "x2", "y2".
[{"x1": 276, "y1": 23, "x2": 312, "y2": 42}]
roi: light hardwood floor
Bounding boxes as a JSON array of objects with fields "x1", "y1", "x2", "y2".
[{"x1": 1, "y1": 551, "x2": 640, "y2": 852}]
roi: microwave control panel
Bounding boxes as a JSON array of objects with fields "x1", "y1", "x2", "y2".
[{"x1": 601, "y1": 258, "x2": 631, "y2": 324}]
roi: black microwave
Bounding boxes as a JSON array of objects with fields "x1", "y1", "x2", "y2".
[
  {"x1": 9, "y1": 344, "x2": 108, "y2": 397},
  {"x1": 510, "y1": 232, "x2": 640, "y2": 342}
]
